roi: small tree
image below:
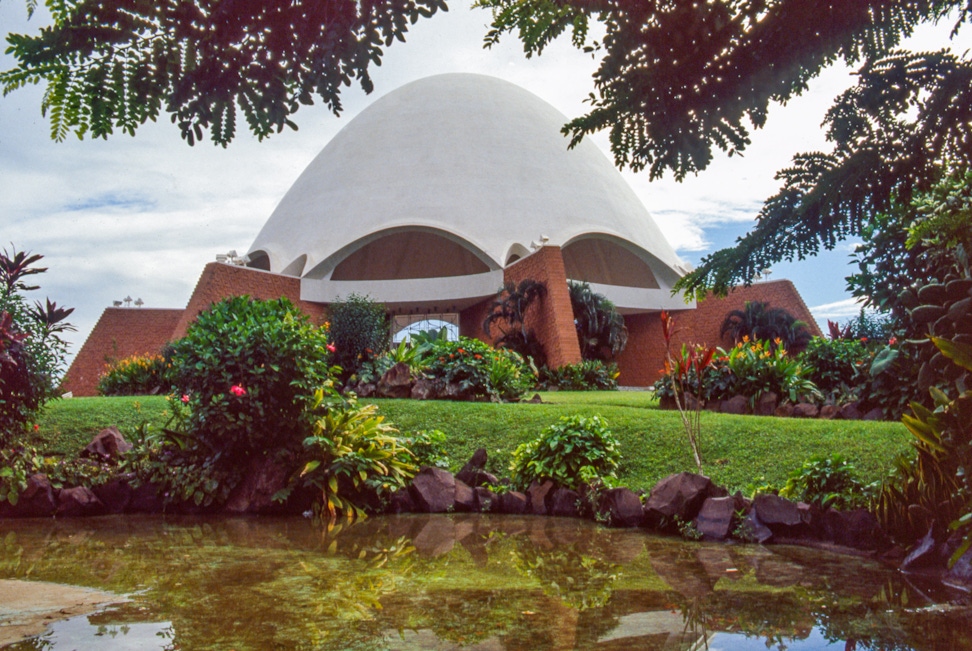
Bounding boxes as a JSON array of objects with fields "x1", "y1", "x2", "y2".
[
  {"x1": 328, "y1": 294, "x2": 389, "y2": 380},
  {"x1": 0, "y1": 246, "x2": 74, "y2": 445},
  {"x1": 483, "y1": 279, "x2": 547, "y2": 366}
]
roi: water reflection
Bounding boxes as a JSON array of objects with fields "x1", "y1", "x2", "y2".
[{"x1": 0, "y1": 514, "x2": 970, "y2": 650}]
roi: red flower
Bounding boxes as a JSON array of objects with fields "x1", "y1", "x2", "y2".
[
  {"x1": 33, "y1": 423, "x2": 39, "y2": 431},
  {"x1": 860, "y1": 337, "x2": 868, "y2": 343},
  {"x1": 181, "y1": 394, "x2": 190, "y2": 403},
  {"x1": 230, "y1": 385, "x2": 247, "y2": 397},
  {"x1": 474, "y1": 354, "x2": 482, "y2": 360},
  {"x1": 326, "y1": 343, "x2": 336, "y2": 353},
  {"x1": 888, "y1": 336, "x2": 898, "y2": 346}
]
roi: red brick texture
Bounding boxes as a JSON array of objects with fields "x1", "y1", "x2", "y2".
[
  {"x1": 60, "y1": 308, "x2": 185, "y2": 397},
  {"x1": 172, "y1": 262, "x2": 327, "y2": 339},
  {"x1": 614, "y1": 280, "x2": 823, "y2": 386}
]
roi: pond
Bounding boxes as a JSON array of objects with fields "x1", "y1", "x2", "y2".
[{"x1": 0, "y1": 514, "x2": 970, "y2": 650}]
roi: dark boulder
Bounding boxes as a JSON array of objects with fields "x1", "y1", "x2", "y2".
[
  {"x1": 497, "y1": 490, "x2": 528, "y2": 514},
  {"x1": 473, "y1": 486, "x2": 497, "y2": 512},
  {"x1": 818, "y1": 404, "x2": 839, "y2": 420},
  {"x1": 453, "y1": 479, "x2": 477, "y2": 513},
  {"x1": 599, "y1": 488, "x2": 644, "y2": 527},
  {"x1": 224, "y1": 454, "x2": 292, "y2": 514},
  {"x1": 721, "y1": 395, "x2": 748, "y2": 415},
  {"x1": 645, "y1": 472, "x2": 716, "y2": 525},
  {"x1": 774, "y1": 403, "x2": 795, "y2": 418},
  {"x1": 80, "y1": 426, "x2": 132, "y2": 462},
  {"x1": 548, "y1": 487, "x2": 581, "y2": 518},
  {"x1": 694, "y1": 496, "x2": 736, "y2": 541},
  {"x1": 356, "y1": 382, "x2": 377, "y2": 398},
  {"x1": 838, "y1": 401, "x2": 863, "y2": 420},
  {"x1": 410, "y1": 379, "x2": 438, "y2": 400},
  {"x1": 820, "y1": 508, "x2": 883, "y2": 550},
  {"x1": 56, "y1": 486, "x2": 106, "y2": 517},
  {"x1": 755, "y1": 392, "x2": 778, "y2": 416},
  {"x1": 127, "y1": 482, "x2": 164, "y2": 513},
  {"x1": 862, "y1": 407, "x2": 885, "y2": 421},
  {"x1": 901, "y1": 526, "x2": 944, "y2": 572},
  {"x1": 377, "y1": 362, "x2": 413, "y2": 398},
  {"x1": 792, "y1": 403, "x2": 819, "y2": 418},
  {"x1": 526, "y1": 480, "x2": 556, "y2": 515},
  {"x1": 0, "y1": 473, "x2": 57, "y2": 518},
  {"x1": 943, "y1": 546, "x2": 972, "y2": 592},
  {"x1": 409, "y1": 467, "x2": 456, "y2": 513},
  {"x1": 752, "y1": 494, "x2": 810, "y2": 539},
  {"x1": 385, "y1": 488, "x2": 416, "y2": 514},
  {"x1": 455, "y1": 449, "x2": 488, "y2": 486},
  {"x1": 92, "y1": 474, "x2": 135, "y2": 513}
]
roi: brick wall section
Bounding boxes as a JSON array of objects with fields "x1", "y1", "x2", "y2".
[
  {"x1": 60, "y1": 308, "x2": 185, "y2": 397},
  {"x1": 171, "y1": 262, "x2": 327, "y2": 339},
  {"x1": 501, "y1": 246, "x2": 582, "y2": 368},
  {"x1": 459, "y1": 297, "x2": 498, "y2": 345},
  {"x1": 615, "y1": 279, "x2": 824, "y2": 386}
]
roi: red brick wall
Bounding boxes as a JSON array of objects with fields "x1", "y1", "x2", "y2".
[
  {"x1": 61, "y1": 308, "x2": 185, "y2": 397},
  {"x1": 615, "y1": 279, "x2": 823, "y2": 386},
  {"x1": 502, "y1": 247, "x2": 582, "y2": 368},
  {"x1": 459, "y1": 297, "x2": 497, "y2": 345},
  {"x1": 172, "y1": 262, "x2": 327, "y2": 339}
]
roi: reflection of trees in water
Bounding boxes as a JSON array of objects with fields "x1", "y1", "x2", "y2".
[{"x1": 0, "y1": 516, "x2": 970, "y2": 650}]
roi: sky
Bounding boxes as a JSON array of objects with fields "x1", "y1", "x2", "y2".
[{"x1": 1, "y1": 1, "x2": 968, "y2": 365}]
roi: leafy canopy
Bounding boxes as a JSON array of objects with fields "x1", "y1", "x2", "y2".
[
  {"x1": 1, "y1": 0, "x2": 448, "y2": 145},
  {"x1": 477, "y1": 0, "x2": 972, "y2": 297}
]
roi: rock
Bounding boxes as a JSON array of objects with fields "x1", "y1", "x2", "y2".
[
  {"x1": 755, "y1": 392, "x2": 778, "y2": 416},
  {"x1": 598, "y1": 488, "x2": 644, "y2": 527},
  {"x1": 694, "y1": 496, "x2": 736, "y2": 541},
  {"x1": 0, "y1": 473, "x2": 57, "y2": 518},
  {"x1": 497, "y1": 490, "x2": 528, "y2": 514},
  {"x1": 410, "y1": 379, "x2": 438, "y2": 400},
  {"x1": 774, "y1": 403, "x2": 795, "y2": 418},
  {"x1": 385, "y1": 489, "x2": 415, "y2": 514},
  {"x1": 901, "y1": 526, "x2": 943, "y2": 572},
  {"x1": 356, "y1": 382, "x2": 377, "y2": 398},
  {"x1": 409, "y1": 467, "x2": 456, "y2": 513},
  {"x1": 792, "y1": 402, "x2": 819, "y2": 418},
  {"x1": 377, "y1": 362, "x2": 413, "y2": 398},
  {"x1": 527, "y1": 393, "x2": 543, "y2": 404},
  {"x1": 127, "y1": 482, "x2": 164, "y2": 513},
  {"x1": 56, "y1": 486, "x2": 105, "y2": 517},
  {"x1": 943, "y1": 547, "x2": 972, "y2": 592},
  {"x1": 80, "y1": 426, "x2": 132, "y2": 462},
  {"x1": 721, "y1": 395, "x2": 748, "y2": 415},
  {"x1": 683, "y1": 394, "x2": 703, "y2": 411},
  {"x1": 526, "y1": 480, "x2": 556, "y2": 515},
  {"x1": 224, "y1": 454, "x2": 292, "y2": 514},
  {"x1": 838, "y1": 401, "x2": 863, "y2": 421},
  {"x1": 644, "y1": 472, "x2": 716, "y2": 525},
  {"x1": 752, "y1": 494, "x2": 804, "y2": 527},
  {"x1": 442, "y1": 382, "x2": 464, "y2": 400},
  {"x1": 92, "y1": 475, "x2": 134, "y2": 513},
  {"x1": 658, "y1": 395, "x2": 677, "y2": 410},
  {"x1": 548, "y1": 488, "x2": 580, "y2": 518},
  {"x1": 744, "y1": 510, "x2": 774, "y2": 543},
  {"x1": 412, "y1": 517, "x2": 456, "y2": 558},
  {"x1": 862, "y1": 407, "x2": 885, "y2": 421},
  {"x1": 473, "y1": 486, "x2": 496, "y2": 512},
  {"x1": 704, "y1": 399, "x2": 722, "y2": 413},
  {"x1": 453, "y1": 479, "x2": 477, "y2": 512},
  {"x1": 818, "y1": 404, "x2": 839, "y2": 420},
  {"x1": 820, "y1": 508, "x2": 883, "y2": 550},
  {"x1": 455, "y1": 449, "x2": 488, "y2": 485}
]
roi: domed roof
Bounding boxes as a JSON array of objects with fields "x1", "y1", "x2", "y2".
[{"x1": 247, "y1": 73, "x2": 687, "y2": 310}]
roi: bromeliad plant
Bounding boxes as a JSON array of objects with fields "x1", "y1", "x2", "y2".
[
  {"x1": 660, "y1": 311, "x2": 714, "y2": 474},
  {"x1": 296, "y1": 384, "x2": 418, "y2": 520}
]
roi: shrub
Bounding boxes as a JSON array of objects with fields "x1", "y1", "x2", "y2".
[
  {"x1": 716, "y1": 337, "x2": 820, "y2": 405},
  {"x1": 779, "y1": 454, "x2": 872, "y2": 510},
  {"x1": 328, "y1": 293, "x2": 389, "y2": 379},
  {"x1": 540, "y1": 360, "x2": 619, "y2": 391},
  {"x1": 798, "y1": 337, "x2": 872, "y2": 400},
  {"x1": 97, "y1": 353, "x2": 174, "y2": 396},
  {"x1": 160, "y1": 296, "x2": 332, "y2": 503},
  {"x1": 509, "y1": 414, "x2": 620, "y2": 490},
  {"x1": 400, "y1": 429, "x2": 449, "y2": 469},
  {"x1": 0, "y1": 246, "x2": 74, "y2": 446},
  {"x1": 424, "y1": 336, "x2": 536, "y2": 402}
]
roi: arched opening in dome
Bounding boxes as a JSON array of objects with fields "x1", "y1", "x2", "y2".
[
  {"x1": 280, "y1": 255, "x2": 307, "y2": 277},
  {"x1": 562, "y1": 236, "x2": 660, "y2": 289},
  {"x1": 505, "y1": 243, "x2": 531, "y2": 266},
  {"x1": 328, "y1": 230, "x2": 492, "y2": 281},
  {"x1": 246, "y1": 251, "x2": 271, "y2": 271}
]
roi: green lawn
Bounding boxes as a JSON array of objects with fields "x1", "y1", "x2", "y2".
[{"x1": 34, "y1": 391, "x2": 911, "y2": 494}]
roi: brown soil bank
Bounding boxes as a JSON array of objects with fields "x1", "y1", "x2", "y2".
[{"x1": 0, "y1": 579, "x2": 125, "y2": 646}]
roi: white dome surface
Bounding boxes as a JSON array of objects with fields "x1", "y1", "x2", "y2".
[{"x1": 247, "y1": 73, "x2": 688, "y2": 310}]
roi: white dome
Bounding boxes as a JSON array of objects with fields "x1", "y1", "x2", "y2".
[{"x1": 247, "y1": 73, "x2": 688, "y2": 311}]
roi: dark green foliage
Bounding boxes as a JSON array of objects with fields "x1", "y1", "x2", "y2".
[
  {"x1": 779, "y1": 454, "x2": 872, "y2": 510},
  {"x1": 0, "y1": 246, "x2": 74, "y2": 446},
  {"x1": 799, "y1": 337, "x2": 871, "y2": 400},
  {"x1": 567, "y1": 281, "x2": 628, "y2": 361},
  {"x1": 1, "y1": 0, "x2": 448, "y2": 145},
  {"x1": 400, "y1": 428, "x2": 450, "y2": 469},
  {"x1": 328, "y1": 293, "x2": 389, "y2": 380},
  {"x1": 719, "y1": 301, "x2": 811, "y2": 352},
  {"x1": 160, "y1": 296, "x2": 332, "y2": 504},
  {"x1": 509, "y1": 414, "x2": 620, "y2": 491},
  {"x1": 540, "y1": 360, "x2": 619, "y2": 391},
  {"x1": 483, "y1": 279, "x2": 547, "y2": 366},
  {"x1": 424, "y1": 336, "x2": 536, "y2": 402}
]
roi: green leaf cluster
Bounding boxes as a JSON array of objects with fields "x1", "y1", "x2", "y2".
[
  {"x1": 328, "y1": 293, "x2": 389, "y2": 380},
  {"x1": 509, "y1": 414, "x2": 620, "y2": 491}
]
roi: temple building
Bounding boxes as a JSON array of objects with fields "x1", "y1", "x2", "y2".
[{"x1": 62, "y1": 74, "x2": 819, "y2": 396}]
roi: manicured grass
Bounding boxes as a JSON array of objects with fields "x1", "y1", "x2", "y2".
[{"x1": 34, "y1": 392, "x2": 912, "y2": 493}]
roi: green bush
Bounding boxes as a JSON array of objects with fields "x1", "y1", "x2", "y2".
[
  {"x1": 509, "y1": 414, "x2": 620, "y2": 490},
  {"x1": 400, "y1": 428, "x2": 450, "y2": 469},
  {"x1": 540, "y1": 360, "x2": 619, "y2": 391},
  {"x1": 424, "y1": 337, "x2": 536, "y2": 402},
  {"x1": 798, "y1": 337, "x2": 872, "y2": 400},
  {"x1": 779, "y1": 454, "x2": 872, "y2": 510},
  {"x1": 97, "y1": 352, "x2": 174, "y2": 396},
  {"x1": 157, "y1": 296, "x2": 332, "y2": 504},
  {"x1": 328, "y1": 294, "x2": 389, "y2": 379}
]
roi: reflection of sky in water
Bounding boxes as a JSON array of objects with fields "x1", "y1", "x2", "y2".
[
  {"x1": 31, "y1": 616, "x2": 171, "y2": 651},
  {"x1": 709, "y1": 626, "x2": 845, "y2": 650}
]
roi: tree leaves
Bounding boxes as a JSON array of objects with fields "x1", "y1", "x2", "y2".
[{"x1": 2, "y1": 0, "x2": 448, "y2": 145}]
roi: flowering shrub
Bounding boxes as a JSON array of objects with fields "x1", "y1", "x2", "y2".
[
  {"x1": 509, "y1": 415, "x2": 620, "y2": 491},
  {"x1": 423, "y1": 336, "x2": 536, "y2": 401},
  {"x1": 158, "y1": 296, "x2": 333, "y2": 503},
  {"x1": 797, "y1": 336, "x2": 872, "y2": 401},
  {"x1": 97, "y1": 353, "x2": 174, "y2": 396},
  {"x1": 713, "y1": 337, "x2": 820, "y2": 406},
  {"x1": 540, "y1": 360, "x2": 619, "y2": 391}
]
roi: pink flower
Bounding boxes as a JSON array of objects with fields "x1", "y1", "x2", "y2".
[
  {"x1": 181, "y1": 394, "x2": 190, "y2": 403},
  {"x1": 230, "y1": 385, "x2": 247, "y2": 397},
  {"x1": 888, "y1": 336, "x2": 898, "y2": 346},
  {"x1": 326, "y1": 343, "x2": 336, "y2": 353}
]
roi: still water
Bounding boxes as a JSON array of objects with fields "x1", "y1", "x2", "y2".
[{"x1": 0, "y1": 514, "x2": 970, "y2": 650}]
